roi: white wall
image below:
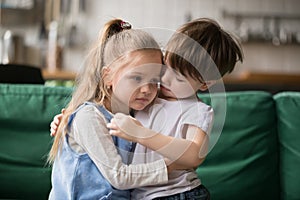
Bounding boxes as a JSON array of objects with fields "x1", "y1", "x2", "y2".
[
  {"x1": 2, "y1": 0, "x2": 300, "y2": 75},
  {"x1": 62, "y1": 0, "x2": 300, "y2": 75}
]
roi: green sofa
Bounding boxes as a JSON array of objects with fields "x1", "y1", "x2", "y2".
[{"x1": 0, "y1": 84, "x2": 299, "y2": 200}]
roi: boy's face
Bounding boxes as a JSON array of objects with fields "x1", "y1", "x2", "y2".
[{"x1": 160, "y1": 64, "x2": 202, "y2": 99}]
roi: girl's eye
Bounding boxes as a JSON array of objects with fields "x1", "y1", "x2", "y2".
[
  {"x1": 132, "y1": 76, "x2": 142, "y2": 82},
  {"x1": 150, "y1": 78, "x2": 160, "y2": 84}
]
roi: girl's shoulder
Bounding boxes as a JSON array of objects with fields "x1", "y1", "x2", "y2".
[
  {"x1": 74, "y1": 103, "x2": 110, "y2": 123},
  {"x1": 76, "y1": 103, "x2": 101, "y2": 114}
]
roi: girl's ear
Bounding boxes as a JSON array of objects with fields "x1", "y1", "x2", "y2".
[
  {"x1": 102, "y1": 67, "x2": 112, "y2": 86},
  {"x1": 198, "y1": 80, "x2": 217, "y2": 91}
]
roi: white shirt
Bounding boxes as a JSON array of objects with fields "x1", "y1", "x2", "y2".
[{"x1": 132, "y1": 98, "x2": 214, "y2": 199}]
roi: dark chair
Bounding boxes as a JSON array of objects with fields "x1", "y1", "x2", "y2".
[{"x1": 0, "y1": 64, "x2": 45, "y2": 84}]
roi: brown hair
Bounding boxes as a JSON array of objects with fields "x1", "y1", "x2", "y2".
[
  {"x1": 48, "y1": 19, "x2": 162, "y2": 163},
  {"x1": 165, "y1": 18, "x2": 243, "y2": 82}
]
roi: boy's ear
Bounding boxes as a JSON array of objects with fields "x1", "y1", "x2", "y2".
[{"x1": 199, "y1": 80, "x2": 217, "y2": 91}]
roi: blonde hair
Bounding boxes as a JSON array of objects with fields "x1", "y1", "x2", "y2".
[{"x1": 48, "y1": 19, "x2": 162, "y2": 163}]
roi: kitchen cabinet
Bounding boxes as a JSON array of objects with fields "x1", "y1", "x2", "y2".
[
  {"x1": 42, "y1": 69, "x2": 76, "y2": 80},
  {"x1": 222, "y1": 72, "x2": 300, "y2": 94}
]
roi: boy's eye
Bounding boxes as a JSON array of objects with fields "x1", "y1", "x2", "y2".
[{"x1": 176, "y1": 77, "x2": 185, "y2": 82}]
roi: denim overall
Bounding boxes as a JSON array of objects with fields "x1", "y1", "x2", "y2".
[{"x1": 49, "y1": 102, "x2": 136, "y2": 200}]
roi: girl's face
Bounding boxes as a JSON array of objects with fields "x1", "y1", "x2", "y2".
[
  {"x1": 107, "y1": 50, "x2": 162, "y2": 113},
  {"x1": 160, "y1": 64, "x2": 202, "y2": 100}
]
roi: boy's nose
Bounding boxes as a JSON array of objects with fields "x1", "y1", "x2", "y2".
[
  {"x1": 161, "y1": 69, "x2": 171, "y2": 86},
  {"x1": 161, "y1": 75, "x2": 167, "y2": 86}
]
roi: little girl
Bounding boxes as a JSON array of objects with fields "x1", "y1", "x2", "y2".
[{"x1": 47, "y1": 19, "x2": 169, "y2": 200}]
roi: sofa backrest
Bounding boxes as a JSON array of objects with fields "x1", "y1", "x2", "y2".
[
  {"x1": 1, "y1": 84, "x2": 299, "y2": 200},
  {"x1": 0, "y1": 84, "x2": 72, "y2": 199},
  {"x1": 274, "y1": 92, "x2": 300, "y2": 200},
  {"x1": 197, "y1": 91, "x2": 280, "y2": 200}
]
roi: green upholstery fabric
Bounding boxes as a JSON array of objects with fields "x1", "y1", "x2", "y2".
[
  {"x1": 0, "y1": 84, "x2": 72, "y2": 199},
  {"x1": 274, "y1": 92, "x2": 300, "y2": 200},
  {"x1": 197, "y1": 91, "x2": 280, "y2": 200},
  {"x1": 1, "y1": 84, "x2": 299, "y2": 200}
]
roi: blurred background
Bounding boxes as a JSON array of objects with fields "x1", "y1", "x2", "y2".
[{"x1": 1, "y1": 0, "x2": 300, "y2": 91}]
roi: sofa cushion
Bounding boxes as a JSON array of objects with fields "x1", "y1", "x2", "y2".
[
  {"x1": 197, "y1": 91, "x2": 280, "y2": 200},
  {"x1": 0, "y1": 84, "x2": 72, "y2": 199},
  {"x1": 274, "y1": 92, "x2": 300, "y2": 200}
]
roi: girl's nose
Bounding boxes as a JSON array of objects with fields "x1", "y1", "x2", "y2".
[{"x1": 140, "y1": 84, "x2": 152, "y2": 94}]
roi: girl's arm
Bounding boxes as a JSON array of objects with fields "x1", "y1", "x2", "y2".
[
  {"x1": 62, "y1": 105, "x2": 168, "y2": 190},
  {"x1": 108, "y1": 113, "x2": 209, "y2": 168}
]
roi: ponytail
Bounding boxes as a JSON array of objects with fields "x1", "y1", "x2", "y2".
[
  {"x1": 99, "y1": 19, "x2": 132, "y2": 67},
  {"x1": 100, "y1": 19, "x2": 132, "y2": 44}
]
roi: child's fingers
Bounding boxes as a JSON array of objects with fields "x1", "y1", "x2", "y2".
[
  {"x1": 53, "y1": 117, "x2": 59, "y2": 125},
  {"x1": 50, "y1": 112, "x2": 64, "y2": 137},
  {"x1": 50, "y1": 121, "x2": 58, "y2": 136},
  {"x1": 50, "y1": 129, "x2": 55, "y2": 137},
  {"x1": 107, "y1": 123, "x2": 113, "y2": 129},
  {"x1": 50, "y1": 121, "x2": 57, "y2": 129},
  {"x1": 54, "y1": 113, "x2": 63, "y2": 124},
  {"x1": 109, "y1": 127, "x2": 136, "y2": 142},
  {"x1": 107, "y1": 121, "x2": 118, "y2": 130},
  {"x1": 50, "y1": 126, "x2": 56, "y2": 136},
  {"x1": 109, "y1": 129, "x2": 119, "y2": 136}
]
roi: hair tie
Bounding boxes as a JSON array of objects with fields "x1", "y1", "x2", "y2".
[{"x1": 120, "y1": 21, "x2": 131, "y2": 30}]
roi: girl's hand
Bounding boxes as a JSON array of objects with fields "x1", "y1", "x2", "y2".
[{"x1": 50, "y1": 109, "x2": 65, "y2": 137}]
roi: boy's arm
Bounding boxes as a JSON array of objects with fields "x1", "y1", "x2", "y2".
[
  {"x1": 108, "y1": 113, "x2": 208, "y2": 168},
  {"x1": 164, "y1": 158, "x2": 197, "y2": 171},
  {"x1": 50, "y1": 108, "x2": 65, "y2": 137},
  {"x1": 50, "y1": 113, "x2": 63, "y2": 136}
]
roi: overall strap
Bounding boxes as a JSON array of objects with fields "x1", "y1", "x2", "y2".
[
  {"x1": 67, "y1": 102, "x2": 112, "y2": 128},
  {"x1": 66, "y1": 101, "x2": 135, "y2": 164}
]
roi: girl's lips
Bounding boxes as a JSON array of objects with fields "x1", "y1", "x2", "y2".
[{"x1": 135, "y1": 98, "x2": 149, "y2": 103}]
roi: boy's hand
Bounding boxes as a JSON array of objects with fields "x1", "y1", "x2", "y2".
[
  {"x1": 107, "y1": 113, "x2": 141, "y2": 142},
  {"x1": 107, "y1": 113, "x2": 156, "y2": 142},
  {"x1": 50, "y1": 109, "x2": 65, "y2": 137}
]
